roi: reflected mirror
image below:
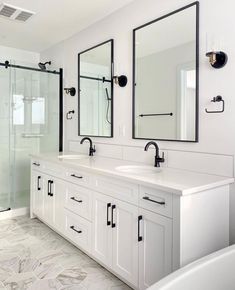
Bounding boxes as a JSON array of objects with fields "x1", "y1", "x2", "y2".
[
  {"x1": 133, "y1": 2, "x2": 199, "y2": 142},
  {"x1": 78, "y1": 39, "x2": 113, "y2": 137}
]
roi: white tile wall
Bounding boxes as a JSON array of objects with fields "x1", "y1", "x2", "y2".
[
  {"x1": 69, "y1": 141, "x2": 233, "y2": 177},
  {"x1": 167, "y1": 151, "x2": 234, "y2": 177}
]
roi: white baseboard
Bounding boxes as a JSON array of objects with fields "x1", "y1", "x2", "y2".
[{"x1": 0, "y1": 207, "x2": 29, "y2": 220}]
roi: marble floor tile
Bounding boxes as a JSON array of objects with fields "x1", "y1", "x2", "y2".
[
  {"x1": 4, "y1": 272, "x2": 36, "y2": 290},
  {"x1": 0, "y1": 254, "x2": 20, "y2": 273},
  {"x1": 34, "y1": 262, "x2": 63, "y2": 280},
  {"x1": 28, "y1": 279, "x2": 62, "y2": 290},
  {"x1": 0, "y1": 216, "x2": 132, "y2": 290},
  {"x1": 56, "y1": 267, "x2": 87, "y2": 286},
  {"x1": 0, "y1": 267, "x2": 13, "y2": 283}
]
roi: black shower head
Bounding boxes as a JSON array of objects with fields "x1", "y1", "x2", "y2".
[{"x1": 38, "y1": 61, "x2": 51, "y2": 70}]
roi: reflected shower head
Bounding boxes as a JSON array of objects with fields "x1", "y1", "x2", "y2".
[{"x1": 38, "y1": 61, "x2": 51, "y2": 70}]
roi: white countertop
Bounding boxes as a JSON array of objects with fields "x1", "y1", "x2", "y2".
[{"x1": 31, "y1": 152, "x2": 234, "y2": 196}]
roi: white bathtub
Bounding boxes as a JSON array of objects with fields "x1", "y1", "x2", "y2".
[{"x1": 148, "y1": 245, "x2": 235, "y2": 290}]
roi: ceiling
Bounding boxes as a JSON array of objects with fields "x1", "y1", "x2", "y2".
[{"x1": 0, "y1": 0, "x2": 135, "y2": 52}]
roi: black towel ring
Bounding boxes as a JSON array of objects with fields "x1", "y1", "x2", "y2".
[{"x1": 205, "y1": 96, "x2": 225, "y2": 113}]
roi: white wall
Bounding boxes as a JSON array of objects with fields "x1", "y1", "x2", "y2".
[
  {"x1": 41, "y1": 0, "x2": 235, "y2": 242},
  {"x1": 0, "y1": 45, "x2": 39, "y2": 64}
]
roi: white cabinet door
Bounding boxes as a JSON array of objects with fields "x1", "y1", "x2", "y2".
[
  {"x1": 31, "y1": 170, "x2": 44, "y2": 219},
  {"x1": 43, "y1": 175, "x2": 65, "y2": 230},
  {"x1": 112, "y1": 199, "x2": 139, "y2": 287},
  {"x1": 43, "y1": 175, "x2": 56, "y2": 226},
  {"x1": 92, "y1": 192, "x2": 112, "y2": 268},
  {"x1": 54, "y1": 179, "x2": 66, "y2": 232},
  {"x1": 139, "y1": 209, "x2": 172, "y2": 290}
]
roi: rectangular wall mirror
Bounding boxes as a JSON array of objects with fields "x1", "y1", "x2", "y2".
[
  {"x1": 133, "y1": 2, "x2": 199, "y2": 142},
  {"x1": 78, "y1": 39, "x2": 113, "y2": 137}
]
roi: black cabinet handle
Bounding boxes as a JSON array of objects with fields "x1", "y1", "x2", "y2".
[
  {"x1": 48, "y1": 180, "x2": 53, "y2": 197},
  {"x1": 138, "y1": 215, "x2": 143, "y2": 242},
  {"x1": 70, "y1": 225, "x2": 82, "y2": 234},
  {"x1": 107, "y1": 203, "x2": 111, "y2": 226},
  {"x1": 50, "y1": 180, "x2": 54, "y2": 196},
  {"x1": 71, "y1": 174, "x2": 83, "y2": 179},
  {"x1": 111, "y1": 205, "x2": 116, "y2": 228},
  {"x1": 48, "y1": 180, "x2": 51, "y2": 196},
  {"x1": 32, "y1": 162, "x2": 40, "y2": 166},
  {"x1": 70, "y1": 197, "x2": 83, "y2": 203},
  {"x1": 143, "y1": 196, "x2": 165, "y2": 205},
  {"x1": 37, "y1": 176, "x2": 41, "y2": 191}
]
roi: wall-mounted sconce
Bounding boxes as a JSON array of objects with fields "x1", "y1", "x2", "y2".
[
  {"x1": 66, "y1": 110, "x2": 75, "y2": 120},
  {"x1": 206, "y1": 51, "x2": 228, "y2": 69},
  {"x1": 64, "y1": 87, "x2": 76, "y2": 96},
  {"x1": 113, "y1": 75, "x2": 128, "y2": 87},
  {"x1": 205, "y1": 95, "x2": 225, "y2": 113}
]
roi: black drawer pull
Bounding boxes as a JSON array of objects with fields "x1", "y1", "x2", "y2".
[
  {"x1": 111, "y1": 204, "x2": 116, "y2": 228},
  {"x1": 107, "y1": 203, "x2": 111, "y2": 226},
  {"x1": 37, "y1": 176, "x2": 41, "y2": 191},
  {"x1": 71, "y1": 174, "x2": 83, "y2": 179},
  {"x1": 138, "y1": 215, "x2": 143, "y2": 242},
  {"x1": 32, "y1": 162, "x2": 40, "y2": 166},
  {"x1": 70, "y1": 197, "x2": 83, "y2": 203},
  {"x1": 70, "y1": 225, "x2": 82, "y2": 234},
  {"x1": 143, "y1": 196, "x2": 165, "y2": 205}
]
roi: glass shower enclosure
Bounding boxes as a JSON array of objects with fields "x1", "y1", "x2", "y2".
[{"x1": 0, "y1": 60, "x2": 62, "y2": 212}]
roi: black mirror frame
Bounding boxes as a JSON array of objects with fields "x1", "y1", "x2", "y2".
[
  {"x1": 78, "y1": 39, "x2": 114, "y2": 138},
  {"x1": 132, "y1": 1, "x2": 199, "y2": 143}
]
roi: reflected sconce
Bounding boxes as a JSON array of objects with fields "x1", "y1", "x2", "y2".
[
  {"x1": 113, "y1": 75, "x2": 128, "y2": 87},
  {"x1": 64, "y1": 87, "x2": 76, "y2": 96},
  {"x1": 206, "y1": 51, "x2": 228, "y2": 69}
]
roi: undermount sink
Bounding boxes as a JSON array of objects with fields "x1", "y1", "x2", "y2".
[
  {"x1": 115, "y1": 165, "x2": 161, "y2": 175},
  {"x1": 58, "y1": 154, "x2": 87, "y2": 160}
]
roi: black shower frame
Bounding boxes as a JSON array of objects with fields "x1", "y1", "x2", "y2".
[{"x1": 0, "y1": 61, "x2": 63, "y2": 151}]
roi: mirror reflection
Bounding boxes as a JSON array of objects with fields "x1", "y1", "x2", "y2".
[
  {"x1": 78, "y1": 40, "x2": 113, "y2": 137},
  {"x1": 133, "y1": 3, "x2": 198, "y2": 142}
]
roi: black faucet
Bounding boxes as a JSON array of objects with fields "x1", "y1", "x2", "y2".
[
  {"x1": 80, "y1": 137, "x2": 96, "y2": 156},
  {"x1": 144, "y1": 141, "x2": 165, "y2": 167}
]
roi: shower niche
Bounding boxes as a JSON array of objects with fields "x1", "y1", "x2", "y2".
[{"x1": 78, "y1": 39, "x2": 113, "y2": 137}]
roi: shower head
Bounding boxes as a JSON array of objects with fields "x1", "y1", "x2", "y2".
[{"x1": 38, "y1": 61, "x2": 51, "y2": 70}]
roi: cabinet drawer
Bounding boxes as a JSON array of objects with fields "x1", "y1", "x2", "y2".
[
  {"x1": 64, "y1": 209, "x2": 91, "y2": 253},
  {"x1": 64, "y1": 184, "x2": 92, "y2": 221},
  {"x1": 139, "y1": 186, "x2": 172, "y2": 218},
  {"x1": 66, "y1": 169, "x2": 90, "y2": 186},
  {"x1": 95, "y1": 176, "x2": 138, "y2": 205},
  {"x1": 31, "y1": 159, "x2": 66, "y2": 179},
  {"x1": 42, "y1": 161, "x2": 66, "y2": 179}
]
